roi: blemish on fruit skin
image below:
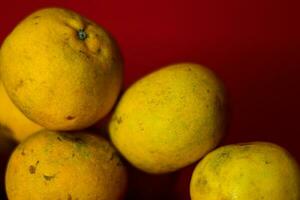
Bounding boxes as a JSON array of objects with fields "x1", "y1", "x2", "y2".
[
  {"x1": 79, "y1": 50, "x2": 91, "y2": 59},
  {"x1": 197, "y1": 177, "x2": 208, "y2": 187},
  {"x1": 14, "y1": 79, "x2": 24, "y2": 91},
  {"x1": 116, "y1": 116, "x2": 123, "y2": 124},
  {"x1": 265, "y1": 160, "x2": 271, "y2": 164},
  {"x1": 43, "y1": 174, "x2": 56, "y2": 181},
  {"x1": 29, "y1": 165, "x2": 36, "y2": 174},
  {"x1": 66, "y1": 116, "x2": 75, "y2": 120},
  {"x1": 219, "y1": 152, "x2": 230, "y2": 158},
  {"x1": 59, "y1": 134, "x2": 85, "y2": 144},
  {"x1": 211, "y1": 151, "x2": 231, "y2": 172},
  {"x1": 29, "y1": 160, "x2": 40, "y2": 174},
  {"x1": 68, "y1": 194, "x2": 72, "y2": 200}
]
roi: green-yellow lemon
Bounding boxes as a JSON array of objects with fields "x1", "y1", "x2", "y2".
[
  {"x1": 190, "y1": 142, "x2": 300, "y2": 200},
  {"x1": 109, "y1": 63, "x2": 227, "y2": 174}
]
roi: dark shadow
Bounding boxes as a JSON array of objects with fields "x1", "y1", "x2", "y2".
[
  {"x1": 124, "y1": 162, "x2": 177, "y2": 200},
  {"x1": 0, "y1": 125, "x2": 17, "y2": 200},
  {"x1": 170, "y1": 164, "x2": 197, "y2": 200}
]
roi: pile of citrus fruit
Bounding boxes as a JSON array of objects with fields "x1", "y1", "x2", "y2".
[{"x1": 0, "y1": 7, "x2": 299, "y2": 200}]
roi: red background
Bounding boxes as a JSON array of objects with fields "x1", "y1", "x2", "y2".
[{"x1": 1, "y1": 0, "x2": 299, "y2": 199}]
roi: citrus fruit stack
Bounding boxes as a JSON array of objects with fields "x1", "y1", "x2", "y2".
[{"x1": 0, "y1": 7, "x2": 299, "y2": 200}]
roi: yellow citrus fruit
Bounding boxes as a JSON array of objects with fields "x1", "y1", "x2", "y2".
[
  {"x1": 0, "y1": 82, "x2": 42, "y2": 142},
  {"x1": 109, "y1": 63, "x2": 227, "y2": 174},
  {"x1": 0, "y1": 7, "x2": 123, "y2": 130},
  {"x1": 5, "y1": 130, "x2": 127, "y2": 200},
  {"x1": 190, "y1": 142, "x2": 300, "y2": 200}
]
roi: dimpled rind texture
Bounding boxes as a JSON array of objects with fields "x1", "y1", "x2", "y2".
[
  {"x1": 109, "y1": 63, "x2": 227, "y2": 174},
  {"x1": 0, "y1": 82, "x2": 42, "y2": 142},
  {"x1": 190, "y1": 142, "x2": 300, "y2": 200},
  {"x1": 0, "y1": 7, "x2": 123, "y2": 130},
  {"x1": 5, "y1": 130, "x2": 127, "y2": 200}
]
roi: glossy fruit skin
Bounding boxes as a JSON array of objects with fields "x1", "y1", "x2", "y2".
[
  {"x1": 190, "y1": 142, "x2": 300, "y2": 200},
  {"x1": 0, "y1": 7, "x2": 123, "y2": 130},
  {"x1": 109, "y1": 63, "x2": 227, "y2": 174},
  {"x1": 0, "y1": 82, "x2": 42, "y2": 142},
  {"x1": 5, "y1": 130, "x2": 127, "y2": 200}
]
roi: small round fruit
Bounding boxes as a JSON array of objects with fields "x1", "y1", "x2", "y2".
[
  {"x1": 190, "y1": 142, "x2": 300, "y2": 200},
  {"x1": 5, "y1": 130, "x2": 127, "y2": 200},
  {"x1": 0, "y1": 82, "x2": 42, "y2": 142},
  {"x1": 0, "y1": 7, "x2": 123, "y2": 130},
  {"x1": 109, "y1": 63, "x2": 227, "y2": 174}
]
